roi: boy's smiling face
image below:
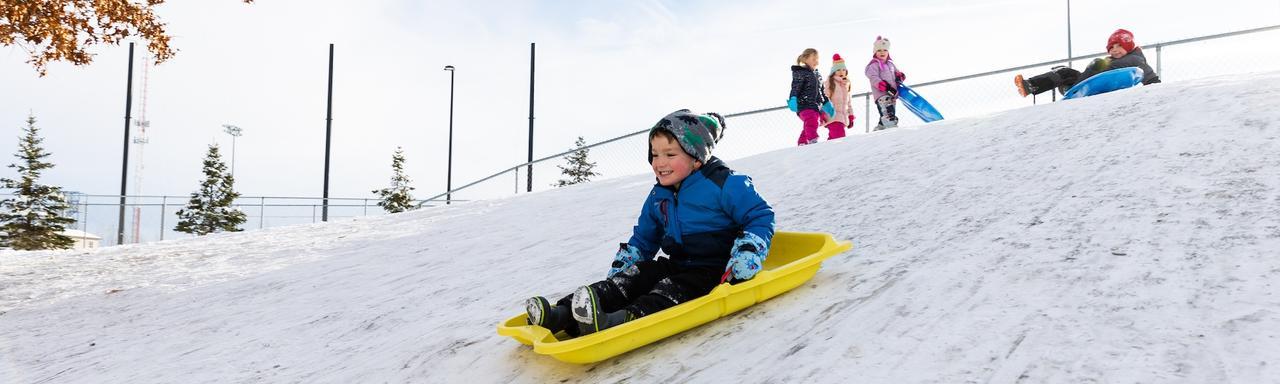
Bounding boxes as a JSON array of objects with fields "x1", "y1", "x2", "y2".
[
  {"x1": 1108, "y1": 43, "x2": 1128, "y2": 59},
  {"x1": 650, "y1": 134, "x2": 700, "y2": 187}
]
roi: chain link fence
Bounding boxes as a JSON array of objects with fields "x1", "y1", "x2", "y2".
[
  {"x1": 4, "y1": 193, "x2": 444, "y2": 248},
  {"x1": 5, "y1": 26, "x2": 1277, "y2": 248},
  {"x1": 430, "y1": 25, "x2": 1280, "y2": 203}
]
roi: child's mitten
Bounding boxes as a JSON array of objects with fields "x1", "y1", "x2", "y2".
[
  {"x1": 608, "y1": 243, "x2": 643, "y2": 278},
  {"x1": 727, "y1": 232, "x2": 769, "y2": 281}
]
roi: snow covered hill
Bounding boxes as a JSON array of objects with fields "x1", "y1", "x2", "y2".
[{"x1": 3, "y1": 72, "x2": 1279, "y2": 383}]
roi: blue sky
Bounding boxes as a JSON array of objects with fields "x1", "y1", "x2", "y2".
[{"x1": 1, "y1": 0, "x2": 1278, "y2": 204}]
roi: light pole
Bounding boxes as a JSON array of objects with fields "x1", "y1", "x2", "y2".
[
  {"x1": 222, "y1": 124, "x2": 242, "y2": 177},
  {"x1": 1066, "y1": 0, "x2": 1073, "y2": 69},
  {"x1": 117, "y1": 42, "x2": 135, "y2": 246},
  {"x1": 443, "y1": 65, "x2": 455, "y2": 205}
]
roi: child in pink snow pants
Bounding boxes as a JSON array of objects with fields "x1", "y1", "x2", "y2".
[
  {"x1": 824, "y1": 53, "x2": 855, "y2": 140},
  {"x1": 788, "y1": 48, "x2": 829, "y2": 146}
]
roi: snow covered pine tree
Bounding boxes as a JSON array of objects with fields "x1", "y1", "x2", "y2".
[
  {"x1": 372, "y1": 146, "x2": 416, "y2": 213},
  {"x1": 0, "y1": 115, "x2": 76, "y2": 250},
  {"x1": 555, "y1": 136, "x2": 601, "y2": 187},
  {"x1": 174, "y1": 144, "x2": 246, "y2": 235}
]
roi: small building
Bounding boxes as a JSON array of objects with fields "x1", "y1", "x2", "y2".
[{"x1": 60, "y1": 229, "x2": 102, "y2": 249}]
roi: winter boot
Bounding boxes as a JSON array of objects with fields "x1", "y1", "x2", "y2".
[
  {"x1": 1014, "y1": 74, "x2": 1030, "y2": 97},
  {"x1": 525, "y1": 296, "x2": 573, "y2": 334},
  {"x1": 571, "y1": 285, "x2": 634, "y2": 335}
]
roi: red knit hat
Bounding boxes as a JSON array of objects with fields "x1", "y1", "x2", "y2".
[{"x1": 1107, "y1": 29, "x2": 1136, "y2": 52}]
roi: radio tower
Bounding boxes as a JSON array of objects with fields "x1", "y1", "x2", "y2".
[{"x1": 130, "y1": 54, "x2": 151, "y2": 244}]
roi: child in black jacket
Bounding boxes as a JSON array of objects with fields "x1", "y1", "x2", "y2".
[{"x1": 788, "y1": 48, "x2": 829, "y2": 145}]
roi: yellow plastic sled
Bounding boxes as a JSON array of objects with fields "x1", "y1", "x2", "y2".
[{"x1": 496, "y1": 231, "x2": 852, "y2": 364}]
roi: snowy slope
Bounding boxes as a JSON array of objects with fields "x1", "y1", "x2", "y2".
[{"x1": 3, "y1": 72, "x2": 1279, "y2": 383}]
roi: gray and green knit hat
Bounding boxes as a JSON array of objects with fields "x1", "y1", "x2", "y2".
[{"x1": 648, "y1": 109, "x2": 726, "y2": 164}]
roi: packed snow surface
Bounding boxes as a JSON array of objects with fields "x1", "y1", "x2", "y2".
[{"x1": 2, "y1": 72, "x2": 1279, "y2": 383}]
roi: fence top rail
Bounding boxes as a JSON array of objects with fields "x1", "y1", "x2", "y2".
[
  {"x1": 912, "y1": 24, "x2": 1280, "y2": 88},
  {"x1": 16, "y1": 25, "x2": 1280, "y2": 208},
  {"x1": 422, "y1": 22, "x2": 1280, "y2": 202},
  {"x1": 3, "y1": 191, "x2": 447, "y2": 204}
]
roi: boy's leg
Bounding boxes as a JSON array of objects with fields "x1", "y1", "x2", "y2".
[
  {"x1": 1052, "y1": 67, "x2": 1082, "y2": 95},
  {"x1": 571, "y1": 260, "x2": 674, "y2": 335},
  {"x1": 526, "y1": 296, "x2": 573, "y2": 333},
  {"x1": 827, "y1": 121, "x2": 847, "y2": 140},
  {"x1": 623, "y1": 264, "x2": 722, "y2": 318},
  {"x1": 1022, "y1": 66, "x2": 1081, "y2": 96},
  {"x1": 797, "y1": 110, "x2": 821, "y2": 145},
  {"x1": 1021, "y1": 72, "x2": 1055, "y2": 95}
]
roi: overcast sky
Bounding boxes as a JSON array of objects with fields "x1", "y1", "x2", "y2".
[{"x1": 2, "y1": 0, "x2": 1278, "y2": 201}]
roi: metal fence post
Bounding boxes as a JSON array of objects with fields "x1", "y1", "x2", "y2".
[
  {"x1": 159, "y1": 196, "x2": 166, "y2": 240},
  {"x1": 259, "y1": 196, "x2": 266, "y2": 229},
  {"x1": 864, "y1": 94, "x2": 871, "y2": 133},
  {"x1": 83, "y1": 197, "x2": 90, "y2": 238},
  {"x1": 1156, "y1": 44, "x2": 1163, "y2": 78}
]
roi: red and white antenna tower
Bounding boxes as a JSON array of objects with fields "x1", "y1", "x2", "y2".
[{"x1": 130, "y1": 54, "x2": 151, "y2": 243}]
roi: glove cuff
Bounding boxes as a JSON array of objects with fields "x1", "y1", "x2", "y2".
[{"x1": 734, "y1": 232, "x2": 769, "y2": 257}]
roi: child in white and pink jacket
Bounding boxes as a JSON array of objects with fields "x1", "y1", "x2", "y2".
[
  {"x1": 865, "y1": 36, "x2": 905, "y2": 130},
  {"x1": 824, "y1": 53, "x2": 854, "y2": 139}
]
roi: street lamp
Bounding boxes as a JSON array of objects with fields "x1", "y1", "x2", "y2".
[
  {"x1": 443, "y1": 65, "x2": 455, "y2": 205},
  {"x1": 222, "y1": 124, "x2": 242, "y2": 177}
]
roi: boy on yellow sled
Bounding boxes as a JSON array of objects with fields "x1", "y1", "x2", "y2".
[{"x1": 525, "y1": 109, "x2": 776, "y2": 337}]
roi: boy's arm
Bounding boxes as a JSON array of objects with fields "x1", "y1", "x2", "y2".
[
  {"x1": 610, "y1": 194, "x2": 664, "y2": 277},
  {"x1": 1108, "y1": 53, "x2": 1144, "y2": 70},
  {"x1": 1108, "y1": 53, "x2": 1160, "y2": 84},
  {"x1": 721, "y1": 174, "x2": 776, "y2": 247},
  {"x1": 722, "y1": 174, "x2": 775, "y2": 281},
  {"x1": 626, "y1": 195, "x2": 663, "y2": 260},
  {"x1": 1080, "y1": 57, "x2": 1111, "y2": 81}
]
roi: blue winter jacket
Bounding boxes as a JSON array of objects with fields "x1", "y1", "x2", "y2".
[{"x1": 627, "y1": 157, "x2": 776, "y2": 268}]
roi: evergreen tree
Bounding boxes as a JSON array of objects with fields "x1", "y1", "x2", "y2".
[
  {"x1": 372, "y1": 147, "x2": 416, "y2": 213},
  {"x1": 174, "y1": 144, "x2": 246, "y2": 235},
  {"x1": 555, "y1": 136, "x2": 601, "y2": 187},
  {"x1": 0, "y1": 114, "x2": 76, "y2": 250}
]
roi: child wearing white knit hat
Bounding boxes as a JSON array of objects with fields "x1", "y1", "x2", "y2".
[{"x1": 865, "y1": 36, "x2": 905, "y2": 130}]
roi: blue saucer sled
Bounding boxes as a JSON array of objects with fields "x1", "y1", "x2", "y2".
[
  {"x1": 1062, "y1": 67, "x2": 1144, "y2": 100},
  {"x1": 896, "y1": 83, "x2": 944, "y2": 123}
]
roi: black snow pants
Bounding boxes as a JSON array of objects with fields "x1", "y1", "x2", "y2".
[
  {"x1": 1024, "y1": 66, "x2": 1082, "y2": 96},
  {"x1": 556, "y1": 258, "x2": 722, "y2": 322}
]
